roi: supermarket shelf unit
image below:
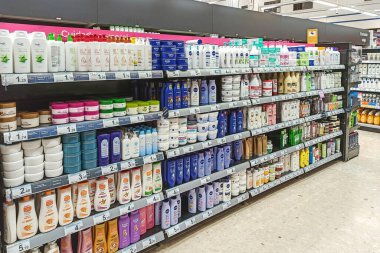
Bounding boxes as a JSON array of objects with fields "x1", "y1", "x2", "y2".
[
  {"x1": 358, "y1": 123, "x2": 380, "y2": 132},
  {"x1": 0, "y1": 63, "x2": 349, "y2": 253}
]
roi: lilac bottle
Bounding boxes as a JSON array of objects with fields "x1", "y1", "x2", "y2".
[
  {"x1": 118, "y1": 214, "x2": 130, "y2": 249},
  {"x1": 130, "y1": 210, "x2": 141, "y2": 243},
  {"x1": 110, "y1": 131, "x2": 122, "y2": 163},
  {"x1": 97, "y1": 133, "x2": 110, "y2": 166}
]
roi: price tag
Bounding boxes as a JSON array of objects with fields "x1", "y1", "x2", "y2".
[
  {"x1": 217, "y1": 137, "x2": 227, "y2": 145},
  {"x1": 138, "y1": 71, "x2": 152, "y2": 79},
  {"x1": 101, "y1": 164, "x2": 118, "y2": 175},
  {"x1": 237, "y1": 194, "x2": 246, "y2": 203},
  {"x1": 103, "y1": 118, "x2": 119, "y2": 128},
  {"x1": 68, "y1": 171, "x2": 87, "y2": 184},
  {"x1": 120, "y1": 203, "x2": 135, "y2": 215},
  {"x1": 142, "y1": 236, "x2": 157, "y2": 249},
  {"x1": 146, "y1": 194, "x2": 161, "y2": 205},
  {"x1": 167, "y1": 70, "x2": 180, "y2": 78},
  {"x1": 167, "y1": 149, "x2": 180, "y2": 158},
  {"x1": 8, "y1": 240, "x2": 31, "y2": 253},
  {"x1": 226, "y1": 167, "x2": 235, "y2": 175},
  {"x1": 57, "y1": 124, "x2": 77, "y2": 135},
  {"x1": 202, "y1": 210, "x2": 213, "y2": 219},
  {"x1": 262, "y1": 184, "x2": 268, "y2": 191},
  {"x1": 143, "y1": 154, "x2": 158, "y2": 164},
  {"x1": 182, "y1": 146, "x2": 194, "y2": 153},
  {"x1": 167, "y1": 225, "x2": 181, "y2": 236},
  {"x1": 54, "y1": 73, "x2": 74, "y2": 82},
  {"x1": 167, "y1": 187, "x2": 180, "y2": 197},
  {"x1": 89, "y1": 72, "x2": 107, "y2": 81},
  {"x1": 130, "y1": 115, "x2": 144, "y2": 123},
  {"x1": 64, "y1": 220, "x2": 84, "y2": 235},
  {"x1": 4, "y1": 74, "x2": 28, "y2": 85},
  {"x1": 93, "y1": 211, "x2": 111, "y2": 225},
  {"x1": 185, "y1": 217, "x2": 196, "y2": 228},
  {"x1": 271, "y1": 97, "x2": 278, "y2": 102},
  {"x1": 234, "y1": 133, "x2": 242, "y2": 141},
  {"x1": 121, "y1": 245, "x2": 137, "y2": 253},
  {"x1": 210, "y1": 104, "x2": 220, "y2": 111},
  {"x1": 222, "y1": 201, "x2": 232, "y2": 210},
  {"x1": 250, "y1": 189, "x2": 259, "y2": 196},
  {"x1": 121, "y1": 159, "x2": 136, "y2": 170},
  {"x1": 189, "y1": 107, "x2": 200, "y2": 114},
  {"x1": 11, "y1": 184, "x2": 32, "y2": 199},
  {"x1": 202, "y1": 142, "x2": 211, "y2": 149},
  {"x1": 115, "y1": 72, "x2": 131, "y2": 79},
  {"x1": 7, "y1": 130, "x2": 28, "y2": 143},
  {"x1": 170, "y1": 110, "x2": 180, "y2": 117},
  {"x1": 200, "y1": 176, "x2": 210, "y2": 185}
]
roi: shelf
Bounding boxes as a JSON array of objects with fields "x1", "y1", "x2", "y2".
[
  {"x1": 165, "y1": 131, "x2": 251, "y2": 159},
  {"x1": 4, "y1": 152, "x2": 164, "y2": 201},
  {"x1": 362, "y1": 60, "x2": 380, "y2": 64},
  {"x1": 250, "y1": 143, "x2": 304, "y2": 167},
  {"x1": 360, "y1": 105, "x2": 380, "y2": 110},
  {"x1": 361, "y1": 75, "x2": 380, "y2": 79},
  {"x1": 5, "y1": 193, "x2": 164, "y2": 253},
  {"x1": 358, "y1": 123, "x2": 380, "y2": 131},
  {"x1": 165, "y1": 192, "x2": 249, "y2": 238},
  {"x1": 0, "y1": 71, "x2": 164, "y2": 86},
  {"x1": 166, "y1": 68, "x2": 252, "y2": 78},
  {"x1": 303, "y1": 131, "x2": 343, "y2": 148},
  {"x1": 303, "y1": 152, "x2": 342, "y2": 173},
  {"x1": 351, "y1": 88, "x2": 380, "y2": 93},
  {"x1": 165, "y1": 161, "x2": 250, "y2": 198},
  {"x1": 1, "y1": 112, "x2": 162, "y2": 144},
  {"x1": 115, "y1": 231, "x2": 165, "y2": 253},
  {"x1": 251, "y1": 118, "x2": 305, "y2": 136},
  {"x1": 252, "y1": 65, "x2": 345, "y2": 73}
]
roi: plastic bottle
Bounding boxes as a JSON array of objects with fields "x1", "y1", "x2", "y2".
[
  {"x1": 280, "y1": 44, "x2": 289, "y2": 66},
  {"x1": 144, "y1": 38, "x2": 152, "y2": 70},
  {"x1": 65, "y1": 35, "x2": 77, "y2": 72},
  {"x1": 190, "y1": 79, "x2": 200, "y2": 106},
  {"x1": 93, "y1": 223, "x2": 107, "y2": 253},
  {"x1": 106, "y1": 219, "x2": 119, "y2": 253},
  {"x1": 56, "y1": 34, "x2": 65, "y2": 71},
  {"x1": 61, "y1": 234, "x2": 73, "y2": 253},
  {"x1": 57, "y1": 186, "x2": 74, "y2": 225},
  {"x1": 198, "y1": 152, "x2": 205, "y2": 178},
  {"x1": 39, "y1": 190, "x2": 58, "y2": 233},
  {"x1": 173, "y1": 82, "x2": 182, "y2": 109},
  {"x1": 181, "y1": 81, "x2": 189, "y2": 108},
  {"x1": 188, "y1": 189, "x2": 197, "y2": 213},
  {"x1": 79, "y1": 228, "x2": 93, "y2": 253},
  {"x1": 284, "y1": 72, "x2": 292, "y2": 94},
  {"x1": 278, "y1": 72, "x2": 284, "y2": 94},
  {"x1": 129, "y1": 132, "x2": 140, "y2": 158},
  {"x1": 197, "y1": 186, "x2": 206, "y2": 212},
  {"x1": 165, "y1": 82, "x2": 174, "y2": 110},
  {"x1": 11, "y1": 30, "x2": 31, "y2": 73},
  {"x1": 76, "y1": 35, "x2": 88, "y2": 71},
  {"x1": 29, "y1": 32, "x2": 48, "y2": 73},
  {"x1": 236, "y1": 109, "x2": 243, "y2": 133},
  {"x1": 118, "y1": 214, "x2": 130, "y2": 249},
  {"x1": 0, "y1": 29, "x2": 13, "y2": 73},
  {"x1": 121, "y1": 133, "x2": 130, "y2": 160},
  {"x1": 200, "y1": 80, "x2": 209, "y2": 105},
  {"x1": 152, "y1": 162, "x2": 162, "y2": 193},
  {"x1": 160, "y1": 200, "x2": 171, "y2": 229},
  {"x1": 3, "y1": 200, "x2": 16, "y2": 244},
  {"x1": 183, "y1": 156, "x2": 191, "y2": 182},
  {"x1": 216, "y1": 147, "x2": 225, "y2": 171},
  {"x1": 117, "y1": 171, "x2": 131, "y2": 204},
  {"x1": 301, "y1": 72, "x2": 307, "y2": 92},
  {"x1": 139, "y1": 131, "x2": 146, "y2": 157},
  {"x1": 107, "y1": 174, "x2": 117, "y2": 204},
  {"x1": 206, "y1": 183, "x2": 214, "y2": 209},
  {"x1": 229, "y1": 111, "x2": 237, "y2": 135},
  {"x1": 213, "y1": 182, "x2": 221, "y2": 205},
  {"x1": 109, "y1": 37, "x2": 119, "y2": 71},
  {"x1": 146, "y1": 204, "x2": 155, "y2": 229},
  {"x1": 142, "y1": 164, "x2": 153, "y2": 196},
  {"x1": 94, "y1": 177, "x2": 111, "y2": 212},
  {"x1": 99, "y1": 35, "x2": 110, "y2": 71},
  {"x1": 89, "y1": 35, "x2": 101, "y2": 71},
  {"x1": 151, "y1": 129, "x2": 158, "y2": 154},
  {"x1": 190, "y1": 154, "x2": 198, "y2": 180},
  {"x1": 170, "y1": 197, "x2": 179, "y2": 225},
  {"x1": 222, "y1": 177, "x2": 231, "y2": 202},
  {"x1": 249, "y1": 45, "x2": 260, "y2": 67},
  {"x1": 249, "y1": 74, "x2": 260, "y2": 99},
  {"x1": 155, "y1": 202, "x2": 162, "y2": 226},
  {"x1": 207, "y1": 79, "x2": 217, "y2": 104},
  {"x1": 166, "y1": 159, "x2": 176, "y2": 188},
  {"x1": 110, "y1": 131, "x2": 122, "y2": 163},
  {"x1": 145, "y1": 129, "x2": 153, "y2": 155},
  {"x1": 204, "y1": 150, "x2": 212, "y2": 176},
  {"x1": 118, "y1": 37, "x2": 128, "y2": 71},
  {"x1": 176, "y1": 157, "x2": 184, "y2": 185},
  {"x1": 129, "y1": 210, "x2": 140, "y2": 243},
  {"x1": 131, "y1": 168, "x2": 142, "y2": 200}
]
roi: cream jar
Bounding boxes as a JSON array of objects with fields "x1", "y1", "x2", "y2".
[
  {"x1": 20, "y1": 112, "x2": 39, "y2": 128},
  {"x1": 137, "y1": 101, "x2": 149, "y2": 114},
  {"x1": 39, "y1": 109, "x2": 52, "y2": 124},
  {"x1": 0, "y1": 116, "x2": 17, "y2": 132},
  {"x1": 0, "y1": 102, "x2": 16, "y2": 118},
  {"x1": 148, "y1": 100, "x2": 160, "y2": 112},
  {"x1": 126, "y1": 102, "x2": 138, "y2": 115}
]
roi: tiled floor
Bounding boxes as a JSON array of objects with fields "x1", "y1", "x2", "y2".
[{"x1": 152, "y1": 130, "x2": 380, "y2": 253}]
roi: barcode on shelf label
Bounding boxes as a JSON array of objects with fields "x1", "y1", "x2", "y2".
[
  {"x1": 142, "y1": 236, "x2": 157, "y2": 249},
  {"x1": 8, "y1": 239, "x2": 31, "y2": 253},
  {"x1": 7, "y1": 130, "x2": 28, "y2": 143},
  {"x1": 103, "y1": 118, "x2": 119, "y2": 128},
  {"x1": 64, "y1": 220, "x2": 84, "y2": 235},
  {"x1": 185, "y1": 217, "x2": 196, "y2": 228},
  {"x1": 121, "y1": 159, "x2": 136, "y2": 170},
  {"x1": 101, "y1": 164, "x2": 118, "y2": 175},
  {"x1": 57, "y1": 124, "x2": 77, "y2": 135},
  {"x1": 89, "y1": 72, "x2": 107, "y2": 81},
  {"x1": 167, "y1": 225, "x2": 181, "y2": 236},
  {"x1": 11, "y1": 184, "x2": 32, "y2": 199},
  {"x1": 146, "y1": 194, "x2": 161, "y2": 204},
  {"x1": 68, "y1": 171, "x2": 87, "y2": 184},
  {"x1": 93, "y1": 211, "x2": 111, "y2": 225},
  {"x1": 129, "y1": 115, "x2": 144, "y2": 123},
  {"x1": 115, "y1": 72, "x2": 131, "y2": 79},
  {"x1": 120, "y1": 203, "x2": 135, "y2": 215},
  {"x1": 189, "y1": 107, "x2": 200, "y2": 114},
  {"x1": 121, "y1": 245, "x2": 137, "y2": 253},
  {"x1": 222, "y1": 201, "x2": 232, "y2": 210},
  {"x1": 202, "y1": 210, "x2": 213, "y2": 219},
  {"x1": 143, "y1": 154, "x2": 158, "y2": 164},
  {"x1": 54, "y1": 73, "x2": 74, "y2": 82}
]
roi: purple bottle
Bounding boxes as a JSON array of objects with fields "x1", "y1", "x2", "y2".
[
  {"x1": 97, "y1": 133, "x2": 110, "y2": 166},
  {"x1": 110, "y1": 130, "x2": 122, "y2": 163},
  {"x1": 130, "y1": 210, "x2": 141, "y2": 243},
  {"x1": 118, "y1": 214, "x2": 130, "y2": 249}
]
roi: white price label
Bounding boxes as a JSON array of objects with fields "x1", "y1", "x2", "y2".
[
  {"x1": 167, "y1": 225, "x2": 181, "y2": 236},
  {"x1": 262, "y1": 184, "x2": 268, "y2": 191},
  {"x1": 167, "y1": 187, "x2": 180, "y2": 197},
  {"x1": 170, "y1": 110, "x2": 180, "y2": 117},
  {"x1": 7, "y1": 130, "x2": 28, "y2": 143},
  {"x1": 185, "y1": 217, "x2": 196, "y2": 228},
  {"x1": 202, "y1": 210, "x2": 213, "y2": 219},
  {"x1": 189, "y1": 107, "x2": 200, "y2": 114},
  {"x1": 54, "y1": 73, "x2": 74, "y2": 82},
  {"x1": 101, "y1": 164, "x2": 118, "y2": 175},
  {"x1": 93, "y1": 211, "x2": 111, "y2": 225},
  {"x1": 226, "y1": 167, "x2": 235, "y2": 175},
  {"x1": 103, "y1": 118, "x2": 119, "y2": 128},
  {"x1": 147, "y1": 194, "x2": 161, "y2": 204},
  {"x1": 68, "y1": 171, "x2": 87, "y2": 184},
  {"x1": 237, "y1": 194, "x2": 246, "y2": 203},
  {"x1": 182, "y1": 146, "x2": 194, "y2": 153},
  {"x1": 8, "y1": 240, "x2": 30, "y2": 253},
  {"x1": 120, "y1": 203, "x2": 135, "y2": 215},
  {"x1": 210, "y1": 104, "x2": 220, "y2": 111},
  {"x1": 217, "y1": 137, "x2": 226, "y2": 145},
  {"x1": 222, "y1": 201, "x2": 232, "y2": 210},
  {"x1": 121, "y1": 245, "x2": 137, "y2": 253},
  {"x1": 202, "y1": 141, "x2": 212, "y2": 149},
  {"x1": 129, "y1": 115, "x2": 145, "y2": 123},
  {"x1": 234, "y1": 134, "x2": 242, "y2": 140},
  {"x1": 57, "y1": 124, "x2": 77, "y2": 135},
  {"x1": 121, "y1": 159, "x2": 137, "y2": 170},
  {"x1": 167, "y1": 149, "x2": 180, "y2": 158},
  {"x1": 250, "y1": 189, "x2": 259, "y2": 196},
  {"x1": 89, "y1": 72, "x2": 107, "y2": 80},
  {"x1": 143, "y1": 154, "x2": 158, "y2": 164},
  {"x1": 194, "y1": 69, "x2": 201, "y2": 76},
  {"x1": 142, "y1": 237, "x2": 157, "y2": 249},
  {"x1": 139, "y1": 71, "x2": 152, "y2": 79},
  {"x1": 64, "y1": 220, "x2": 84, "y2": 235},
  {"x1": 115, "y1": 72, "x2": 131, "y2": 79},
  {"x1": 200, "y1": 176, "x2": 210, "y2": 185},
  {"x1": 11, "y1": 184, "x2": 32, "y2": 199},
  {"x1": 4, "y1": 74, "x2": 28, "y2": 85},
  {"x1": 167, "y1": 70, "x2": 180, "y2": 78}
]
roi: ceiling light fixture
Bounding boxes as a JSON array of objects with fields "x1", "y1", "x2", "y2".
[{"x1": 313, "y1": 0, "x2": 338, "y2": 7}]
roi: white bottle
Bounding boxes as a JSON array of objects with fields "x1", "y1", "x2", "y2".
[
  {"x1": 135, "y1": 38, "x2": 145, "y2": 70},
  {"x1": 188, "y1": 189, "x2": 197, "y2": 213},
  {"x1": 152, "y1": 162, "x2": 162, "y2": 193},
  {"x1": 239, "y1": 170, "x2": 247, "y2": 193},
  {"x1": 249, "y1": 45, "x2": 260, "y2": 68},
  {"x1": 144, "y1": 38, "x2": 152, "y2": 70},
  {"x1": 145, "y1": 129, "x2": 152, "y2": 155},
  {"x1": 106, "y1": 174, "x2": 116, "y2": 204},
  {"x1": 11, "y1": 30, "x2": 31, "y2": 73},
  {"x1": 65, "y1": 35, "x2": 77, "y2": 72},
  {"x1": 246, "y1": 169, "x2": 253, "y2": 190},
  {"x1": 126, "y1": 42, "x2": 135, "y2": 70},
  {"x1": 139, "y1": 130, "x2": 146, "y2": 157},
  {"x1": 109, "y1": 40, "x2": 119, "y2": 71},
  {"x1": 0, "y1": 29, "x2": 13, "y2": 73},
  {"x1": 121, "y1": 133, "x2": 131, "y2": 160},
  {"x1": 89, "y1": 179, "x2": 96, "y2": 210},
  {"x1": 142, "y1": 164, "x2": 153, "y2": 197},
  {"x1": 160, "y1": 200, "x2": 170, "y2": 229},
  {"x1": 100, "y1": 36, "x2": 110, "y2": 71},
  {"x1": 56, "y1": 35, "x2": 65, "y2": 71},
  {"x1": 213, "y1": 182, "x2": 221, "y2": 205},
  {"x1": 192, "y1": 45, "x2": 200, "y2": 69},
  {"x1": 118, "y1": 38, "x2": 128, "y2": 71},
  {"x1": 301, "y1": 72, "x2": 307, "y2": 92},
  {"x1": 129, "y1": 132, "x2": 140, "y2": 158},
  {"x1": 152, "y1": 129, "x2": 158, "y2": 153},
  {"x1": 46, "y1": 33, "x2": 59, "y2": 72},
  {"x1": 131, "y1": 168, "x2": 142, "y2": 200},
  {"x1": 170, "y1": 197, "x2": 179, "y2": 225},
  {"x1": 71, "y1": 184, "x2": 78, "y2": 216},
  {"x1": 240, "y1": 75, "x2": 249, "y2": 99},
  {"x1": 90, "y1": 35, "x2": 101, "y2": 71},
  {"x1": 28, "y1": 32, "x2": 48, "y2": 73},
  {"x1": 226, "y1": 46, "x2": 232, "y2": 68},
  {"x1": 17, "y1": 196, "x2": 38, "y2": 239},
  {"x1": 39, "y1": 190, "x2": 58, "y2": 233},
  {"x1": 206, "y1": 183, "x2": 214, "y2": 209},
  {"x1": 197, "y1": 186, "x2": 206, "y2": 212},
  {"x1": 94, "y1": 177, "x2": 111, "y2": 212},
  {"x1": 57, "y1": 186, "x2": 74, "y2": 226},
  {"x1": 76, "y1": 36, "x2": 88, "y2": 71},
  {"x1": 222, "y1": 178, "x2": 231, "y2": 202},
  {"x1": 231, "y1": 174, "x2": 240, "y2": 197},
  {"x1": 3, "y1": 200, "x2": 16, "y2": 244},
  {"x1": 76, "y1": 182, "x2": 91, "y2": 219},
  {"x1": 190, "y1": 79, "x2": 200, "y2": 106},
  {"x1": 117, "y1": 171, "x2": 131, "y2": 204}
]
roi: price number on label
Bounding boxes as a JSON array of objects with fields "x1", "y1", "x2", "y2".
[
  {"x1": 115, "y1": 72, "x2": 131, "y2": 79},
  {"x1": 8, "y1": 130, "x2": 28, "y2": 143},
  {"x1": 142, "y1": 236, "x2": 157, "y2": 249},
  {"x1": 64, "y1": 220, "x2": 84, "y2": 235},
  {"x1": 222, "y1": 201, "x2": 232, "y2": 210},
  {"x1": 217, "y1": 137, "x2": 227, "y2": 145},
  {"x1": 167, "y1": 225, "x2": 181, "y2": 236},
  {"x1": 202, "y1": 210, "x2": 213, "y2": 219},
  {"x1": 147, "y1": 194, "x2": 161, "y2": 204},
  {"x1": 121, "y1": 159, "x2": 136, "y2": 170},
  {"x1": 11, "y1": 184, "x2": 32, "y2": 199},
  {"x1": 226, "y1": 167, "x2": 235, "y2": 175},
  {"x1": 103, "y1": 118, "x2": 119, "y2": 128},
  {"x1": 167, "y1": 149, "x2": 179, "y2": 158},
  {"x1": 93, "y1": 211, "x2": 111, "y2": 225},
  {"x1": 168, "y1": 70, "x2": 180, "y2": 78},
  {"x1": 139, "y1": 71, "x2": 152, "y2": 79},
  {"x1": 8, "y1": 240, "x2": 30, "y2": 253},
  {"x1": 54, "y1": 73, "x2": 74, "y2": 82},
  {"x1": 167, "y1": 187, "x2": 180, "y2": 197},
  {"x1": 189, "y1": 107, "x2": 200, "y2": 114},
  {"x1": 182, "y1": 146, "x2": 193, "y2": 153},
  {"x1": 234, "y1": 133, "x2": 242, "y2": 140},
  {"x1": 250, "y1": 189, "x2": 259, "y2": 196},
  {"x1": 57, "y1": 124, "x2": 77, "y2": 135},
  {"x1": 237, "y1": 194, "x2": 246, "y2": 203},
  {"x1": 120, "y1": 203, "x2": 135, "y2": 215},
  {"x1": 5, "y1": 74, "x2": 28, "y2": 85},
  {"x1": 68, "y1": 171, "x2": 87, "y2": 184},
  {"x1": 143, "y1": 154, "x2": 158, "y2": 164},
  {"x1": 101, "y1": 164, "x2": 118, "y2": 175},
  {"x1": 121, "y1": 245, "x2": 137, "y2": 253},
  {"x1": 200, "y1": 176, "x2": 210, "y2": 185},
  {"x1": 185, "y1": 217, "x2": 196, "y2": 228},
  {"x1": 89, "y1": 72, "x2": 107, "y2": 80},
  {"x1": 130, "y1": 115, "x2": 144, "y2": 123}
]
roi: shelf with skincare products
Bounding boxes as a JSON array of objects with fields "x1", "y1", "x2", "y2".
[
  {"x1": 0, "y1": 71, "x2": 164, "y2": 86},
  {"x1": 360, "y1": 104, "x2": 380, "y2": 110},
  {"x1": 4, "y1": 152, "x2": 164, "y2": 201},
  {"x1": 303, "y1": 131, "x2": 343, "y2": 148},
  {"x1": 115, "y1": 231, "x2": 166, "y2": 253},
  {"x1": 165, "y1": 131, "x2": 251, "y2": 159},
  {"x1": 351, "y1": 88, "x2": 380, "y2": 93},
  {"x1": 362, "y1": 61, "x2": 380, "y2": 64},
  {"x1": 358, "y1": 123, "x2": 380, "y2": 131},
  {"x1": 166, "y1": 68, "x2": 253, "y2": 78},
  {"x1": 251, "y1": 65, "x2": 345, "y2": 73},
  {"x1": 1, "y1": 111, "x2": 162, "y2": 144},
  {"x1": 5, "y1": 193, "x2": 164, "y2": 253},
  {"x1": 165, "y1": 192, "x2": 249, "y2": 238},
  {"x1": 303, "y1": 152, "x2": 342, "y2": 173},
  {"x1": 250, "y1": 143, "x2": 304, "y2": 167},
  {"x1": 360, "y1": 75, "x2": 380, "y2": 79},
  {"x1": 165, "y1": 161, "x2": 250, "y2": 198}
]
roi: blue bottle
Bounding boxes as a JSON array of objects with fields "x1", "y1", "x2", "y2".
[
  {"x1": 217, "y1": 112, "x2": 225, "y2": 138},
  {"x1": 110, "y1": 131, "x2": 122, "y2": 163},
  {"x1": 183, "y1": 156, "x2": 191, "y2": 182},
  {"x1": 166, "y1": 82, "x2": 174, "y2": 110},
  {"x1": 200, "y1": 80, "x2": 209, "y2": 105},
  {"x1": 97, "y1": 133, "x2": 110, "y2": 166},
  {"x1": 208, "y1": 80, "x2": 217, "y2": 104},
  {"x1": 229, "y1": 111, "x2": 237, "y2": 135},
  {"x1": 198, "y1": 152, "x2": 205, "y2": 178},
  {"x1": 236, "y1": 109, "x2": 243, "y2": 133},
  {"x1": 204, "y1": 150, "x2": 212, "y2": 176},
  {"x1": 173, "y1": 82, "x2": 182, "y2": 110},
  {"x1": 160, "y1": 82, "x2": 166, "y2": 110},
  {"x1": 213, "y1": 147, "x2": 218, "y2": 172},
  {"x1": 181, "y1": 81, "x2": 189, "y2": 108},
  {"x1": 216, "y1": 147, "x2": 225, "y2": 171},
  {"x1": 152, "y1": 128, "x2": 158, "y2": 153},
  {"x1": 176, "y1": 157, "x2": 184, "y2": 185},
  {"x1": 162, "y1": 160, "x2": 167, "y2": 184},
  {"x1": 234, "y1": 140, "x2": 242, "y2": 161},
  {"x1": 209, "y1": 148, "x2": 215, "y2": 172},
  {"x1": 223, "y1": 111, "x2": 228, "y2": 134},
  {"x1": 190, "y1": 154, "x2": 198, "y2": 180},
  {"x1": 224, "y1": 145, "x2": 231, "y2": 169},
  {"x1": 166, "y1": 159, "x2": 176, "y2": 188}
]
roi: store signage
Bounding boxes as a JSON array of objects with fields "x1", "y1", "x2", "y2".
[{"x1": 307, "y1": 28, "x2": 318, "y2": 44}]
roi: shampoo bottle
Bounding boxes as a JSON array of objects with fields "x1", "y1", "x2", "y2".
[
  {"x1": 12, "y1": 30, "x2": 31, "y2": 73},
  {"x1": 131, "y1": 168, "x2": 142, "y2": 200},
  {"x1": 94, "y1": 177, "x2": 111, "y2": 212},
  {"x1": 160, "y1": 200, "x2": 171, "y2": 229},
  {"x1": 142, "y1": 164, "x2": 153, "y2": 196},
  {"x1": 39, "y1": 190, "x2": 58, "y2": 233},
  {"x1": 0, "y1": 29, "x2": 13, "y2": 73},
  {"x1": 29, "y1": 32, "x2": 48, "y2": 73},
  {"x1": 65, "y1": 35, "x2": 77, "y2": 72},
  {"x1": 61, "y1": 234, "x2": 73, "y2": 253},
  {"x1": 188, "y1": 189, "x2": 197, "y2": 213},
  {"x1": 200, "y1": 80, "x2": 209, "y2": 105},
  {"x1": 93, "y1": 223, "x2": 107, "y2": 253},
  {"x1": 58, "y1": 186, "x2": 74, "y2": 225},
  {"x1": 197, "y1": 186, "x2": 206, "y2": 212},
  {"x1": 190, "y1": 80, "x2": 200, "y2": 106},
  {"x1": 190, "y1": 154, "x2": 198, "y2": 180},
  {"x1": 107, "y1": 219, "x2": 119, "y2": 253},
  {"x1": 152, "y1": 162, "x2": 163, "y2": 193},
  {"x1": 198, "y1": 152, "x2": 205, "y2": 178},
  {"x1": 130, "y1": 210, "x2": 141, "y2": 243},
  {"x1": 75, "y1": 182, "x2": 91, "y2": 219},
  {"x1": 117, "y1": 171, "x2": 131, "y2": 204},
  {"x1": 208, "y1": 79, "x2": 217, "y2": 104},
  {"x1": 170, "y1": 197, "x2": 179, "y2": 225},
  {"x1": 176, "y1": 157, "x2": 184, "y2": 185},
  {"x1": 3, "y1": 200, "x2": 16, "y2": 244},
  {"x1": 118, "y1": 214, "x2": 130, "y2": 249},
  {"x1": 206, "y1": 183, "x2": 214, "y2": 209}
]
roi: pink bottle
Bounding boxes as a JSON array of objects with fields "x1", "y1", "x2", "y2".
[
  {"x1": 139, "y1": 207, "x2": 147, "y2": 235},
  {"x1": 146, "y1": 204, "x2": 155, "y2": 230}
]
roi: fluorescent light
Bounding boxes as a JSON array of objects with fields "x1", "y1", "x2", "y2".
[
  {"x1": 340, "y1": 6, "x2": 360, "y2": 12},
  {"x1": 375, "y1": 9, "x2": 380, "y2": 12},
  {"x1": 362, "y1": 12, "x2": 377, "y2": 17},
  {"x1": 310, "y1": 15, "x2": 328, "y2": 19},
  {"x1": 313, "y1": 0, "x2": 337, "y2": 7}
]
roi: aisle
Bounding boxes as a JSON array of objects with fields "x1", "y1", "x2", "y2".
[{"x1": 152, "y1": 130, "x2": 380, "y2": 253}]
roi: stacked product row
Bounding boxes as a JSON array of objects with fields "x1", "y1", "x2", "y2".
[
  {"x1": 357, "y1": 109, "x2": 380, "y2": 126},
  {"x1": 360, "y1": 93, "x2": 380, "y2": 108}
]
